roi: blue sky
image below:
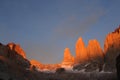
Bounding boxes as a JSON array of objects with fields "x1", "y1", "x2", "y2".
[{"x1": 0, "y1": 0, "x2": 120, "y2": 64}]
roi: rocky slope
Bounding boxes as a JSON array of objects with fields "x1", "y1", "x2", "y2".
[
  {"x1": 104, "y1": 26, "x2": 120, "y2": 72},
  {"x1": 0, "y1": 43, "x2": 39, "y2": 80},
  {"x1": 0, "y1": 43, "x2": 30, "y2": 69},
  {"x1": 30, "y1": 60, "x2": 44, "y2": 70},
  {"x1": 7, "y1": 43, "x2": 26, "y2": 58},
  {"x1": 73, "y1": 26, "x2": 120, "y2": 72}
]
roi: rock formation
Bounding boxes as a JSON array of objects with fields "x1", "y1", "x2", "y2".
[
  {"x1": 73, "y1": 39, "x2": 104, "y2": 72},
  {"x1": 30, "y1": 59, "x2": 44, "y2": 70},
  {"x1": 74, "y1": 37, "x2": 104, "y2": 63},
  {"x1": 62, "y1": 48, "x2": 74, "y2": 66},
  {"x1": 75, "y1": 37, "x2": 88, "y2": 63},
  {"x1": 0, "y1": 25, "x2": 120, "y2": 80},
  {"x1": 8, "y1": 43, "x2": 30, "y2": 69},
  {"x1": 116, "y1": 54, "x2": 120, "y2": 80},
  {"x1": 30, "y1": 60, "x2": 61, "y2": 71},
  {"x1": 0, "y1": 43, "x2": 33, "y2": 80},
  {"x1": 104, "y1": 26, "x2": 120, "y2": 71},
  {"x1": 84, "y1": 40, "x2": 104, "y2": 72},
  {"x1": 0, "y1": 43, "x2": 9, "y2": 57},
  {"x1": 87, "y1": 39, "x2": 104, "y2": 60},
  {"x1": 7, "y1": 42, "x2": 26, "y2": 58}
]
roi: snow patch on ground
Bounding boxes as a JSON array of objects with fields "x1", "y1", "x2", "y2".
[
  {"x1": 61, "y1": 65, "x2": 73, "y2": 71},
  {"x1": 84, "y1": 63, "x2": 90, "y2": 67}
]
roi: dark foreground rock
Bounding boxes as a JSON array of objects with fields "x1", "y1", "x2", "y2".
[{"x1": 116, "y1": 54, "x2": 120, "y2": 80}]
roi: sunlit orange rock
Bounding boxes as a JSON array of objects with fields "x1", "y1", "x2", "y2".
[
  {"x1": 0, "y1": 42, "x2": 30, "y2": 69},
  {"x1": 104, "y1": 26, "x2": 120, "y2": 71},
  {"x1": 62, "y1": 48, "x2": 74, "y2": 65},
  {"x1": 7, "y1": 43, "x2": 26, "y2": 58},
  {"x1": 30, "y1": 59, "x2": 42, "y2": 65},
  {"x1": 75, "y1": 37, "x2": 88, "y2": 63},
  {"x1": 104, "y1": 26, "x2": 120, "y2": 53},
  {"x1": 30, "y1": 59, "x2": 44, "y2": 69},
  {"x1": 87, "y1": 39, "x2": 104, "y2": 59},
  {"x1": 31, "y1": 60, "x2": 61, "y2": 70}
]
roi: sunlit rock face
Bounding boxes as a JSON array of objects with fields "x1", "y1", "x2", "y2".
[
  {"x1": 73, "y1": 38, "x2": 104, "y2": 72},
  {"x1": 87, "y1": 39, "x2": 104, "y2": 60},
  {"x1": 30, "y1": 59, "x2": 44, "y2": 70},
  {"x1": 0, "y1": 42, "x2": 31, "y2": 68},
  {"x1": 86, "y1": 40, "x2": 104, "y2": 72},
  {"x1": 104, "y1": 26, "x2": 120, "y2": 53},
  {"x1": 73, "y1": 39, "x2": 104, "y2": 72},
  {"x1": 31, "y1": 60, "x2": 61, "y2": 71},
  {"x1": 104, "y1": 26, "x2": 120, "y2": 72},
  {"x1": 0, "y1": 43, "x2": 43, "y2": 80},
  {"x1": 62, "y1": 48, "x2": 74, "y2": 66},
  {"x1": 7, "y1": 43, "x2": 26, "y2": 58},
  {"x1": 75, "y1": 37, "x2": 88, "y2": 63},
  {"x1": 0, "y1": 42, "x2": 30, "y2": 72},
  {"x1": 7, "y1": 43, "x2": 30, "y2": 69},
  {"x1": 74, "y1": 38, "x2": 104, "y2": 64}
]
